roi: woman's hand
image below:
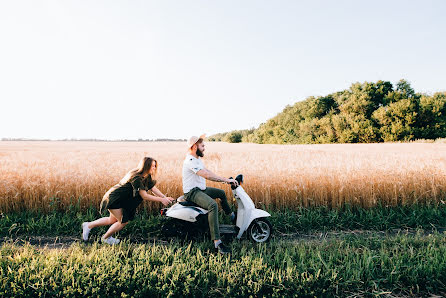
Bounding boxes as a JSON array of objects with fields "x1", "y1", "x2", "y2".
[{"x1": 160, "y1": 196, "x2": 175, "y2": 206}]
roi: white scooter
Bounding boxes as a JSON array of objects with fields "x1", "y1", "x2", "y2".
[{"x1": 160, "y1": 174, "x2": 272, "y2": 243}]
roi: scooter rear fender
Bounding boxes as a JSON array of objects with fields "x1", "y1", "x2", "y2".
[{"x1": 165, "y1": 202, "x2": 208, "y2": 223}]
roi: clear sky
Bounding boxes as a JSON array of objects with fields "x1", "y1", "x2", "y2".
[{"x1": 1, "y1": 0, "x2": 445, "y2": 140}]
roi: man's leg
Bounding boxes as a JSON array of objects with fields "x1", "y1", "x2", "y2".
[
  {"x1": 188, "y1": 190, "x2": 220, "y2": 240},
  {"x1": 203, "y1": 187, "x2": 232, "y2": 215}
]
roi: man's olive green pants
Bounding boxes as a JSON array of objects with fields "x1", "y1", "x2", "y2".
[{"x1": 185, "y1": 187, "x2": 232, "y2": 240}]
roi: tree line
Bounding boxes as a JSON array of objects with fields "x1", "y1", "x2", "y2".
[
  {"x1": 209, "y1": 80, "x2": 446, "y2": 144},
  {"x1": 0, "y1": 138, "x2": 186, "y2": 142}
]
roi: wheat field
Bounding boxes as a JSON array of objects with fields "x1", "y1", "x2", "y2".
[{"x1": 0, "y1": 141, "x2": 445, "y2": 213}]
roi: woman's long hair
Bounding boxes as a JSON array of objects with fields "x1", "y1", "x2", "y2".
[
  {"x1": 100, "y1": 157, "x2": 157, "y2": 214},
  {"x1": 121, "y1": 156, "x2": 157, "y2": 185}
]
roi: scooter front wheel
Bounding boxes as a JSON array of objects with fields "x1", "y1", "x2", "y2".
[{"x1": 247, "y1": 218, "x2": 272, "y2": 243}]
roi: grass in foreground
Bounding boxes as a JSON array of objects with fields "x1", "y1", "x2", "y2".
[
  {"x1": 1, "y1": 232, "x2": 446, "y2": 297},
  {"x1": 2, "y1": 204, "x2": 446, "y2": 238}
]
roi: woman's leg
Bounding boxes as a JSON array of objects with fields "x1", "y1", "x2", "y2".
[
  {"x1": 102, "y1": 209, "x2": 128, "y2": 239},
  {"x1": 87, "y1": 215, "x2": 118, "y2": 229}
]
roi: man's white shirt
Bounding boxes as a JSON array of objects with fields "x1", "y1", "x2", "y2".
[{"x1": 182, "y1": 154, "x2": 206, "y2": 193}]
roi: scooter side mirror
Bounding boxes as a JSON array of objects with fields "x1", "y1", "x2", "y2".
[
  {"x1": 235, "y1": 174, "x2": 243, "y2": 185},
  {"x1": 229, "y1": 174, "x2": 244, "y2": 190}
]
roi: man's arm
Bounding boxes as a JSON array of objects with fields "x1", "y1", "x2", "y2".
[{"x1": 197, "y1": 168, "x2": 238, "y2": 185}]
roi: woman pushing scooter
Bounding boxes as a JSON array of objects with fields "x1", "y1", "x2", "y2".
[{"x1": 82, "y1": 157, "x2": 174, "y2": 244}]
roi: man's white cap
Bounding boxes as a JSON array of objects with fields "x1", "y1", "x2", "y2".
[{"x1": 187, "y1": 134, "x2": 206, "y2": 150}]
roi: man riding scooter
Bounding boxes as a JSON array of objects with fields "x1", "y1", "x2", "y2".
[{"x1": 182, "y1": 135, "x2": 238, "y2": 254}]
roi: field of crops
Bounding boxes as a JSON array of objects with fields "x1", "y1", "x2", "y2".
[
  {"x1": 2, "y1": 141, "x2": 446, "y2": 296},
  {"x1": 1, "y1": 141, "x2": 445, "y2": 213},
  {"x1": 1, "y1": 141, "x2": 446, "y2": 212}
]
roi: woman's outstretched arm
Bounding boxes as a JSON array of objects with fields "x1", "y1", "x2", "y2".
[
  {"x1": 151, "y1": 186, "x2": 167, "y2": 198},
  {"x1": 139, "y1": 189, "x2": 174, "y2": 206}
]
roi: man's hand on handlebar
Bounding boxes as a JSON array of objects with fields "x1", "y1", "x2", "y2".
[{"x1": 226, "y1": 178, "x2": 239, "y2": 187}]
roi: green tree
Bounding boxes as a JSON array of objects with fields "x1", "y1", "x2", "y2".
[
  {"x1": 211, "y1": 80, "x2": 443, "y2": 144},
  {"x1": 305, "y1": 96, "x2": 337, "y2": 119},
  {"x1": 332, "y1": 113, "x2": 378, "y2": 143},
  {"x1": 372, "y1": 98, "x2": 418, "y2": 141},
  {"x1": 416, "y1": 92, "x2": 446, "y2": 139},
  {"x1": 339, "y1": 81, "x2": 392, "y2": 118},
  {"x1": 384, "y1": 79, "x2": 418, "y2": 105},
  {"x1": 224, "y1": 131, "x2": 243, "y2": 143}
]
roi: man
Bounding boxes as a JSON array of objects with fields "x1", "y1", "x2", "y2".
[{"x1": 182, "y1": 135, "x2": 238, "y2": 254}]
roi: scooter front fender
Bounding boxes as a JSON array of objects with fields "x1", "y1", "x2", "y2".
[
  {"x1": 236, "y1": 208, "x2": 271, "y2": 239},
  {"x1": 249, "y1": 209, "x2": 271, "y2": 222}
]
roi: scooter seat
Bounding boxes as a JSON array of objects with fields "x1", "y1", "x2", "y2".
[{"x1": 179, "y1": 200, "x2": 201, "y2": 208}]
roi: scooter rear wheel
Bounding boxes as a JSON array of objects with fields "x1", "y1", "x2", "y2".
[{"x1": 247, "y1": 218, "x2": 272, "y2": 243}]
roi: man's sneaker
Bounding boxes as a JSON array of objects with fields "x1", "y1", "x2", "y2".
[
  {"x1": 101, "y1": 236, "x2": 120, "y2": 245},
  {"x1": 82, "y1": 222, "x2": 91, "y2": 241},
  {"x1": 215, "y1": 242, "x2": 231, "y2": 254}
]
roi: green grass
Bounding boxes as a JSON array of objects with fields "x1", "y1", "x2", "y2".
[
  {"x1": 2, "y1": 204, "x2": 446, "y2": 296},
  {"x1": 1, "y1": 232, "x2": 446, "y2": 297},
  {"x1": 270, "y1": 203, "x2": 446, "y2": 233},
  {"x1": 2, "y1": 203, "x2": 446, "y2": 238}
]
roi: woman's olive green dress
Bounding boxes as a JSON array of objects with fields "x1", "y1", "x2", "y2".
[{"x1": 101, "y1": 175, "x2": 155, "y2": 223}]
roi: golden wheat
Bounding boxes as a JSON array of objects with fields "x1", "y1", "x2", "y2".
[{"x1": 1, "y1": 141, "x2": 445, "y2": 212}]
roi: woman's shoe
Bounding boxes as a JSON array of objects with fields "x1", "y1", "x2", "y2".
[
  {"x1": 82, "y1": 222, "x2": 91, "y2": 241},
  {"x1": 101, "y1": 236, "x2": 120, "y2": 245}
]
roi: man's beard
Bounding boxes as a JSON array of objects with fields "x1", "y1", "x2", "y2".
[{"x1": 196, "y1": 148, "x2": 204, "y2": 157}]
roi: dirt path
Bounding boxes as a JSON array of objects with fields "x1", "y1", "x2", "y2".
[
  {"x1": 2, "y1": 228, "x2": 445, "y2": 249},
  {"x1": 0, "y1": 236, "x2": 169, "y2": 249}
]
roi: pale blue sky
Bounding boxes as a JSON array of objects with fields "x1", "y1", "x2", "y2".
[{"x1": 1, "y1": 0, "x2": 445, "y2": 140}]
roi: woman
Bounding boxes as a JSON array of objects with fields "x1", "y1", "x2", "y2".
[{"x1": 82, "y1": 157, "x2": 174, "y2": 244}]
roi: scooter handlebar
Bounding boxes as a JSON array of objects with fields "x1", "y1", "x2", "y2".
[{"x1": 228, "y1": 174, "x2": 243, "y2": 190}]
